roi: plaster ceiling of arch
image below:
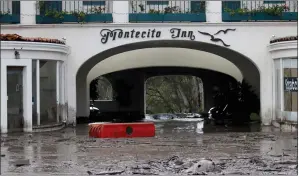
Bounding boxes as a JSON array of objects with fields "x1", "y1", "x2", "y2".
[{"x1": 87, "y1": 48, "x2": 243, "y2": 83}]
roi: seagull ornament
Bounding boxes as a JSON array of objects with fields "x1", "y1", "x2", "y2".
[
  {"x1": 198, "y1": 31, "x2": 231, "y2": 47},
  {"x1": 214, "y1": 28, "x2": 236, "y2": 35}
]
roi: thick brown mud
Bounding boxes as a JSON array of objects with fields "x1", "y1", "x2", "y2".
[{"x1": 1, "y1": 121, "x2": 298, "y2": 175}]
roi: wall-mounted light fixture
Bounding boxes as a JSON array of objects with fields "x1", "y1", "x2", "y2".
[{"x1": 13, "y1": 47, "x2": 22, "y2": 59}]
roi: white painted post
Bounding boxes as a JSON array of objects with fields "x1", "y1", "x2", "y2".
[
  {"x1": 36, "y1": 60, "x2": 40, "y2": 126},
  {"x1": 206, "y1": 1, "x2": 222, "y2": 23},
  {"x1": 24, "y1": 62, "x2": 33, "y2": 132},
  {"x1": 1, "y1": 64, "x2": 7, "y2": 133},
  {"x1": 20, "y1": 1, "x2": 36, "y2": 24},
  {"x1": 61, "y1": 62, "x2": 65, "y2": 122},
  {"x1": 279, "y1": 59, "x2": 283, "y2": 122},
  {"x1": 56, "y1": 61, "x2": 60, "y2": 123},
  {"x1": 113, "y1": 1, "x2": 129, "y2": 23}
]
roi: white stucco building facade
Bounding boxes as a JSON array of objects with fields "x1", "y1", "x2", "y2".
[{"x1": 0, "y1": 0, "x2": 297, "y2": 133}]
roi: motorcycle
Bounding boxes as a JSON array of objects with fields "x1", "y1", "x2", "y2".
[{"x1": 208, "y1": 104, "x2": 233, "y2": 125}]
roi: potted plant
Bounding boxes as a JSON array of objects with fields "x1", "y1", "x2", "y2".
[
  {"x1": 223, "y1": 4, "x2": 297, "y2": 21},
  {"x1": 36, "y1": 1, "x2": 113, "y2": 24},
  {"x1": 36, "y1": 9, "x2": 66, "y2": 24},
  {"x1": 129, "y1": 2, "x2": 206, "y2": 22},
  {"x1": 0, "y1": 10, "x2": 11, "y2": 23},
  {"x1": 86, "y1": 6, "x2": 113, "y2": 22}
]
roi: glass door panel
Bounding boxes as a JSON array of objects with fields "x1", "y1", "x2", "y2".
[{"x1": 7, "y1": 66, "x2": 24, "y2": 132}]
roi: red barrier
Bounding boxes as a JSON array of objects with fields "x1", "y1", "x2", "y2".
[{"x1": 89, "y1": 122, "x2": 155, "y2": 138}]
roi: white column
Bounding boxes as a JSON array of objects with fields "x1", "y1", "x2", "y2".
[
  {"x1": 23, "y1": 62, "x2": 33, "y2": 132},
  {"x1": 205, "y1": 1, "x2": 222, "y2": 23},
  {"x1": 56, "y1": 61, "x2": 60, "y2": 123},
  {"x1": 61, "y1": 62, "x2": 66, "y2": 122},
  {"x1": 36, "y1": 60, "x2": 40, "y2": 126},
  {"x1": 113, "y1": 1, "x2": 129, "y2": 23},
  {"x1": 63, "y1": 62, "x2": 68, "y2": 122},
  {"x1": 20, "y1": 1, "x2": 36, "y2": 25},
  {"x1": 1, "y1": 63, "x2": 7, "y2": 133},
  {"x1": 279, "y1": 59, "x2": 283, "y2": 122}
]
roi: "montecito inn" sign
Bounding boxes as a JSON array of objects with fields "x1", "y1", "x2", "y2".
[{"x1": 100, "y1": 28, "x2": 236, "y2": 47}]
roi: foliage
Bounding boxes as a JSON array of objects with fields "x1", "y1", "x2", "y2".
[
  {"x1": 239, "y1": 80, "x2": 260, "y2": 114},
  {"x1": 0, "y1": 10, "x2": 11, "y2": 16},
  {"x1": 37, "y1": 1, "x2": 106, "y2": 22},
  {"x1": 146, "y1": 75, "x2": 203, "y2": 114},
  {"x1": 164, "y1": 6, "x2": 180, "y2": 14},
  {"x1": 91, "y1": 6, "x2": 105, "y2": 14},
  {"x1": 45, "y1": 10, "x2": 66, "y2": 20},
  {"x1": 71, "y1": 11, "x2": 86, "y2": 22},
  {"x1": 146, "y1": 1, "x2": 205, "y2": 14},
  {"x1": 224, "y1": 4, "x2": 290, "y2": 16},
  {"x1": 90, "y1": 78, "x2": 100, "y2": 102},
  {"x1": 138, "y1": 4, "x2": 145, "y2": 12},
  {"x1": 148, "y1": 9, "x2": 161, "y2": 14},
  {"x1": 90, "y1": 76, "x2": 113, "y2": 102},
  {"x1": 216, "y1": 79, "x2": 260, "y2": 115},
  {"x1": 89, "y1": 75, "x2": 204, "y2": 114}
]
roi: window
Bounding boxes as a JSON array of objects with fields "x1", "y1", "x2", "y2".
[
  {"x1": 83, "y1": 1, "x2": 106, "y2": 6},
  {"x1": 147, "y1": 1, "x2": 169, "y2": 5},
  {"x1": 283, "y1": 58, "x2": 297, "y2": 112}
]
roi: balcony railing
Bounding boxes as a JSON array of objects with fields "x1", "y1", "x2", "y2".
[
  {"x1": 129, "y1": 0, "x2": 206, "y2": 22},
  {"x1": 222, "y1": 0, "x2": 298, "y2": 22},
  {"x1": 1, "y1": 1, "x2": 297, "y2": 24},
  {"x1": 0, "y1": 1, "x2": 20, "y2": 24},
  {"x1": 35, "y1": 1, "x2": 113, "y2": 24}
]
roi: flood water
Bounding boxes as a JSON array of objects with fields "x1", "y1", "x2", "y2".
[{"x1": 1, "y1": 120, "x2": 298, "y2": 175}]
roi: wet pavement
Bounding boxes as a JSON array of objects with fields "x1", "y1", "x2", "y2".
[{"x1": 1, "y1": 120, "x2": 298, "y2": 176}]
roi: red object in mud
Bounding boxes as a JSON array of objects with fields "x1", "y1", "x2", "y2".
[{"x1": 88, "y1": 122, "x2": 155, "y2": 138}]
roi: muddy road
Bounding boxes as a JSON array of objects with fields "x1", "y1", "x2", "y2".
[{"x1": 1, "y1": 121, "x2": 298, "y2": 175}]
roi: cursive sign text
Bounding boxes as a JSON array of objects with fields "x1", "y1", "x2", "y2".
[
  {"x1": 100, "y1": 29, "x2": 161, "y2": 44},
  {"x1": 170, "y1": 28, "x2": 195, "y2": 40}
]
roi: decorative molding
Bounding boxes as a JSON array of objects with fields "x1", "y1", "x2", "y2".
[
  {"x1": 270, "y1": 36, "x2": 297, "y2": 44},
  {"x1": 1, "y1": 34, "x2": 65, "y2": 45},
  {"x1": 268, "y1": 41, "x2": 297, "y2": 59},
  {"x1": 268, "y1": 41, "x2": 297, "y2": 52},
  {"x1": 1, "y1": 41, "x2": 70, "y2": 54}
]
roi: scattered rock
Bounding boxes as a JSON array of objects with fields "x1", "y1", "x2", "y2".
[
  {"x1": 132, "y1": 171, "x2": 158, "y2": 175},
  {"x1": 249, "y1": 156, "x2": 267, "y2": 167},
  {"x1": 222, "y1": 171, "x2": 250, "y2": 175},
  {"x1": 257, "y1": 168, "x2": 281, "y2": 172},
  {"x1": 14, "y1": 159, "x2": 30, "y2": 167},
  {"x1": 185, "y1": 159, "x2": 219, "y2": 175},
  {"x1": 288, "y1": 165, "x2": 297, "y2": 169},
  {"x1": 274, "y1": 161, "x2": 297, "y2": 165},
  {"x1": 91, "y1": 170, "x2": 125, "y2": 175},
  {"x1": 55, "y1": 138, "x2": 71, "y2": 142}
]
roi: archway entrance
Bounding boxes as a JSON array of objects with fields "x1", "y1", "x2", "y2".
[{"x1": 76, "y1": 40, "x2": 260, "y2": 124}]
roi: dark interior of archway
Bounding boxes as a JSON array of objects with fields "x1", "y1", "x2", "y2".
[{"x1": 88, "y1": 67, "x2": 260, "y2": 126}]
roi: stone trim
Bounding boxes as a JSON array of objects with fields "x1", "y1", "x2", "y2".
[
  {"x1": 1, "y1": 34, "x2": 65, "y2": 45},
  {"x1": 270, "y1": 36, "x2": 298, "y2": 44}
]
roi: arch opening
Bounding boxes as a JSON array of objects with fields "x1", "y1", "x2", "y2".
[{"x1": 76, "y1": 40, "x2": 261, "y2": 124}]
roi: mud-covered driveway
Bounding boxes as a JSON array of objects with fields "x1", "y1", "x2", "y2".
[{"x1": 1, "y1": 121, "x2": 298, "y2": 175}]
